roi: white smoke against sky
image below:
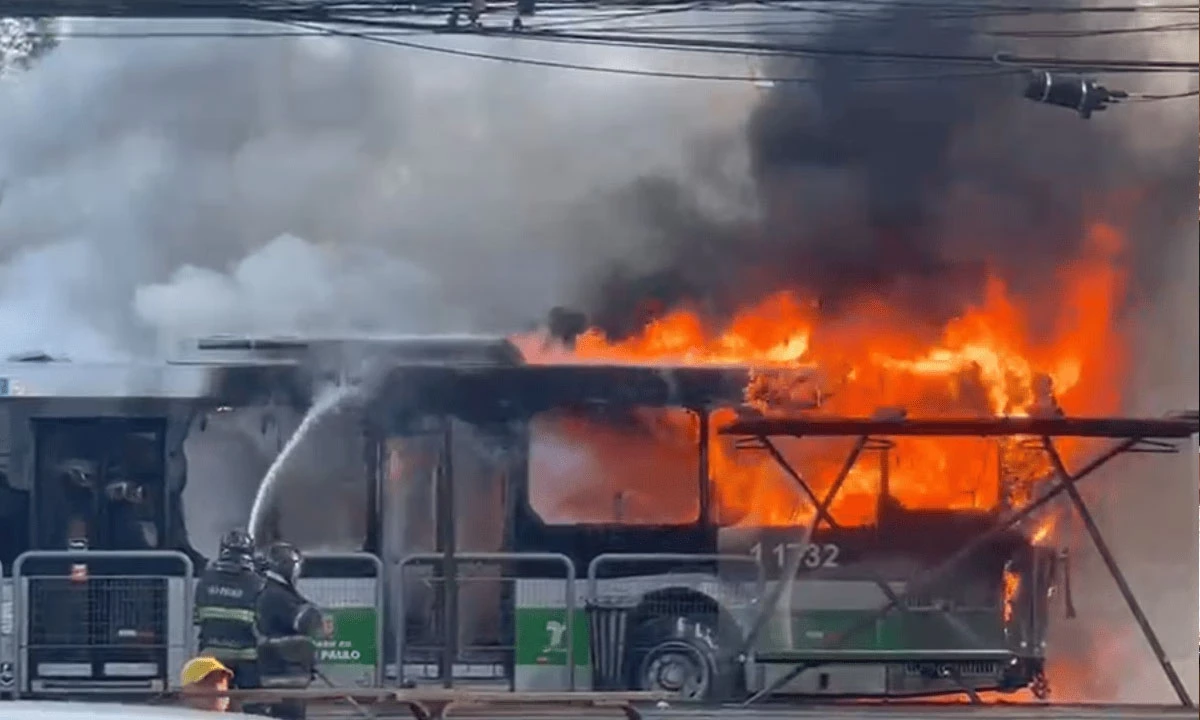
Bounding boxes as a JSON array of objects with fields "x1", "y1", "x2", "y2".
[
  {"x1": 0, "y1": 239, "x2": 130, "y2": 358},
  {"x1": 0, "y1": 17, "x2": 759, "y2": 358},
  {"x1": 134, "y1": 233, "x2": 457, "y2": 346}
]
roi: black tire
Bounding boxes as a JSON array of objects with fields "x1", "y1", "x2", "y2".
[{"x1": 627, "y1": 614, "x2": 741, "y2": 702}]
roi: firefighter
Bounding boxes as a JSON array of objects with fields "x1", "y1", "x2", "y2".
[
  {"x1": 255, "y1": 541, "x2": 325, "y2": 720},
  {"x1": 194, "y1": 529, "x2": 264, "y2": 699}
]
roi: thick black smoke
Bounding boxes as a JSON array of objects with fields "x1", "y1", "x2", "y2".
[
  {"x1": 581, "y1": 5, "x2": 1198, "y2": 337},
  {"x1": 578, "y1": 5, "x2": 1199, "y2": 704}
]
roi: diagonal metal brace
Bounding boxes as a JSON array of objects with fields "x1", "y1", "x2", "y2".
[
  {"x1": 736, "y1": 435, "x2": 869, "y2": 659},
  {"x1": 750, "y1": 434, "x2": 992, "y2": 704},
  {"x1": 743, "y1": 436, "x2": 1141, "y2": 705},
  {"x1": 760, "y1": 435, "x2": 991, "y2": 655},
  {"x1": 1040, "y1": 436, "x2": 1194, "y2": 708}
]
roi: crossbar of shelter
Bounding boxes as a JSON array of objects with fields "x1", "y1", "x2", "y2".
[
  {"x1": 721, "y1": 410, "x2": 1200, "y2": 709},
  {"x1": 721, "y1": 414, "x2": 1200, "y2": 438}
]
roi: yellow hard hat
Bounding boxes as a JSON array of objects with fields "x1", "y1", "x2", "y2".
[{"x1": 180, "y1": 656, "x2": 232, "y2": 687}]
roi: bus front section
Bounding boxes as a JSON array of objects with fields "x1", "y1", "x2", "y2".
[
  {"x1": 721, "y1": 505, "x2": 1055, "y2": 699},
  {"x1": 504, "y1": 379, "x2": 1061, "y2": 702}
]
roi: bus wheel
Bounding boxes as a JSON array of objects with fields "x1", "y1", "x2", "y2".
[{"x1": 630, "y1": 615, "x2": 729, "y2": 701}]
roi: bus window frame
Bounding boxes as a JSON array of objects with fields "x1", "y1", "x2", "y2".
[
  {"x1": 521, "y1": 405, "x2": 709, "y2": 529},
  {"x1": 30, "y1": 417, "x2": 169, "y2": 552}
]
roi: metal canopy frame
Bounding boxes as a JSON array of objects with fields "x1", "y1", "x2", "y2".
[{"x1": 719, "y1": 413, "x2": 1200, "y2": 708}]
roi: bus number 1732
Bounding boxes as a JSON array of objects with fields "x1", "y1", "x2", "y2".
[{"x1": 749, "y1": 541, "x2": 840, "y2": 570}]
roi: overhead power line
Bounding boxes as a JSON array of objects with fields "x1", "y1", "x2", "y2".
[
  {"x1": 983, "y1": 21, "x2": 1200, "y2": 38},
  {"x1": 1126, "y1": 88, "x2": 1200, "y2": 100},
  {"x1": 582, "y1": 21, "x2": 1200, "y2": 38},
  {"x1": 36, "y1": 22, "x2": 1200, "y2": 74},
  {"x1": 322, "y1": 15, "x2": 1200, "y2": 73},
  {"x1": 3, "y1": 0, "x2": 1200, "y2": 20},
  {"x1": 285, "y1": 19, "x2": 1019, "y2": 82},
  {"x1": 20, "y1": 15, "x2": 1197, "y2": 77}
]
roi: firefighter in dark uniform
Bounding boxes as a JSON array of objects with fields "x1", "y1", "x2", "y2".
[
  {"x1": 255, "y1": 541, "x2": 325, "y2": 720},
  {"x1": 194, "y1": 529, "x2": 264, "y2": 698}
]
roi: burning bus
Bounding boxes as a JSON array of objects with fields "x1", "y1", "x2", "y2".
[{"x1": 1, "y1": 333, "x2": 1192, "y2": 703}]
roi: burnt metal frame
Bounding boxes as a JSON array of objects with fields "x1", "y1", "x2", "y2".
[
  {"x1": 720, "y1": 415, "x2": 1200, "y2": 708},
  {"x1": 733, "y1": 435, "x2": 993, "y2": 704}
]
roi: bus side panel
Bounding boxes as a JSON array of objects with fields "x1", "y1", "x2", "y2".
[
  {"x1": 299, "y1": 577, "x2": 379, "y2": 687},
  {"x1": 513, "y1": 579, "x2": 588, "y2": 691},
  {"x1": 513, "y1": 574, "x2": 758, "y2": 692}
]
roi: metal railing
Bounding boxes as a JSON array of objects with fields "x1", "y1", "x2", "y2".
[
  {"x1": 12, "y1": 550, "x2": 194, "y2": 698},
  {"x1": 1, "y1": 560, "x2": 13, "y2": 694},
  {"x1": 585, "y1": 553, "x2": 765, "y2": 604},
  {"x1": 585, "y1": 553, "x2": 765, "y2": 691},
  {"x1": 395, "y1": 552, "x2": 576, "y2": 690},
  {"x1": 296, "y1": 551, "x2": 386, "y2": 688}
]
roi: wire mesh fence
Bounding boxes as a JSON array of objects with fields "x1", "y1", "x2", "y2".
[
  {"x1": 396, "y1": 552, "x2": 576, "y2": 690},
  {"x1": 12, "y1": 550, "x2": 193, "y2": 697}
]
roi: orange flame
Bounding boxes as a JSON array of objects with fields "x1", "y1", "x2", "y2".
[
  {"x1": 515, "y1": 222, "x2": 1128, "y2": 528},
  {"x1": 1003, "y1": 569, "x2": 1021, "y2": 623},
  {"x1": 1031, "y1": 519, "x2": 1056, "y2": 545}
]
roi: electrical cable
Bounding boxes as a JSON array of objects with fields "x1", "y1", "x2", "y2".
[
  {"x1": 1124, "y1": 88, "x2": 1200, "y2": 101},
  {"x1": 528, "y1": 4, "x2": 704, "y2": 29},
  {"x1": 573, "y1": 21, "x2": 1199, "y2": 38},
  {"x1": 5, "y1": 0, "x2": 1200, "y2": 20},
  {"x1": 10, "y1": 0, "x2": 1196, "y2": 84},
  {"x1": 741, "y1": 0, "x2": 1200, "y2": 13},
  {"x1": 983, "y1": 21, "x2": 1199, "y2": 38},
  {"x1": 328, "y1": 15, "x2": 1200, "y2": 72},
  {"x1": 546, "y1": 29, "x2": 1200, "y2": 71},
  {"x1": 285, "y1": 19, "x2": 1022, "y2": 82},
  {"x1": 25, "y1": 28, "x2": 436, "y2": 38},
  {"x1": 18, "y1": 13, "x2": 1198, "y2": 75}
]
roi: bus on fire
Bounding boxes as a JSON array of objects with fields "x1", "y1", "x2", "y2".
[{"x1": 0, "y1": 335, "x2": 1079, "y2": 701}]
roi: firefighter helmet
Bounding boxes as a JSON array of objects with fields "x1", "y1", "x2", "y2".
[
  {"x1": 218, "y1": 528, "x2": 256, "y2": 568},
  {"x1": 264, "y1": 541, "x2": 303, "y2": 586}
]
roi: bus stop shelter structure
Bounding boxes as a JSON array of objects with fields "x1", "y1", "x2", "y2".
[{"x1": 719, "y1": 413, "x2": 1200, "y2": 708}]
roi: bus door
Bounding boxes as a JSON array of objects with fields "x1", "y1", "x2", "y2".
[
  {"x1": 384, "y1": 419, "x2": 514, "y2": 686},
  {"x1": 22, "y1": 418, "x2": 179, "y2": 695},
  {"x1": 381, "y1": 423, "x2": 446, "y2": 678}
]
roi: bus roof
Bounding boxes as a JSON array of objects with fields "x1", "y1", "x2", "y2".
[
  {"x1": 174, "y1": 334, "x2": 524, "y2": 366},
  {"x1": 721, "y1": 414, "x2": 1200, "y2": 439},
  {"x1": 0, "y1": 335, "x2": 523, "y2": 402},
  {"x1": 371, "y1": 363, "x2": 806, "y2": 419},
  {"x1": 1, "y1": 334, "x2": 806, "y2": 414}
]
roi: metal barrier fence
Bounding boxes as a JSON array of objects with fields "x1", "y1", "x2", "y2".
[
  {"x1": 12, "y1": 550, "x2": 194, "y2": 698},
  {"x1": 585, "y1": 553, "x2": 765, "y2": 692},
  {"x1": 395, "y1": 552, "x2": 576, "y2": 691},
  {"x1": 1, "y1": 561, "x2": 13, "y2": 694},
  {"x1": 296, "y1": 551, "x2": 385, "y2": 688}
]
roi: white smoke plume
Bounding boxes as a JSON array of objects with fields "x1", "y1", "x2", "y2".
[
  {"x1": 0, "y1": 15, "x2": 754, "y2": 565},
  {"x1": 0, "y1": 23, "x2": 760, "y2": 659},
  {"x1": 135, "y1": 233, "x2": 456, "y2": 345},
  {"x1": 0, "y1": 17, "x2": 755, "y2": 356}
]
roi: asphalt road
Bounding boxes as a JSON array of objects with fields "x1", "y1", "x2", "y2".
[{"x1": 309, "y1": 704, "x2": 1199, "y2": 720}]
